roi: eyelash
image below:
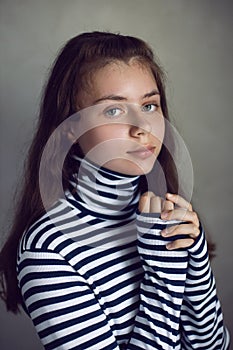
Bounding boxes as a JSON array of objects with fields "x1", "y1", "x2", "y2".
[
  {"x1": 104, "y1": 107, "x2": 125, "y2": 118},
  {"x1": 103, "y1": 103, "x2": 160, "y2": 118},
  {"x1": 142, "y1": 103, "x2": 160, "y2": 113}
]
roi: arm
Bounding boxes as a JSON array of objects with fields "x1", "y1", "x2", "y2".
[
  {"x1": 17, "y1": 249, "x2": 120, "y2": 350},
  {"x1": 181, "y1": 225, "x2": 230, "y2": 349},
  {"x1": 128, "y1": 212, "x2": 189, "y2": 349},
  {"x1": 159, "y1": 193, "x2": 230, "y2": 349},
  {"x1": 18, "y1": 224, "x2": 189, "y2": 350},
  {"x1": 128, "y1": 192, "x2": 229, "y2": 350},
  {"x1": 17, "y1": 194, "x2": 230, "y2": 350}
]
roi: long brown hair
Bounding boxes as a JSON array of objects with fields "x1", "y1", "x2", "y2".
[{"x1": 0, "y1": 31, "x2": 214, "y2": 313}]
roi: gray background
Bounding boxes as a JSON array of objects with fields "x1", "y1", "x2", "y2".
[{"x1": 0, "y1": 0, "x2": 232, "y2": 349}]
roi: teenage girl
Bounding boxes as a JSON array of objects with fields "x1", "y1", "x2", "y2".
[{"x1": 0, "y1": 31, "x2": 230, "y2": 349}]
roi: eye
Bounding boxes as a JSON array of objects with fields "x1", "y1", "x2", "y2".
[
  {"x1": 142, "y1": 103, "x2": 159, "y2": 113},
  {"x1": 104, "y1": 107, "x2": 124, "y2": 118}
]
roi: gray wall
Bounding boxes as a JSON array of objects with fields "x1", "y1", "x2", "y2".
[{"x1": 0, "y1": 0, "x2": 232, "y2": 348}]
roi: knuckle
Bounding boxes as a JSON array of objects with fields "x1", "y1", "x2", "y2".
[
  {"x1": 191, "y1": 223, "x2": 197, "y2": 231},
  {"x1": 192, "y1": 211, "x2": 198, "y2": 222},
  {"x1": 141, "y1": 192, "x2": 150, "y2": 198},
  {"x1": 187, "y1": 238, "x2": 195, "y2": 246},
  {"x1": 148, "y1": 191, "x2": 156, "y2": 198}
]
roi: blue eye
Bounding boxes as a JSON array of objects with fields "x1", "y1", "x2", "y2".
[
  {"x1": 104, "y1": 107, "x2": 123, "y2": 118},
  {"x1": 142, "y1": 103, "x2": 158, "y2": 112}
]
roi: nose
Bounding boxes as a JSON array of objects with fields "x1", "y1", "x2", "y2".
[{"x1": 129, "y1": 114, "x2": 152, "y2": 138}]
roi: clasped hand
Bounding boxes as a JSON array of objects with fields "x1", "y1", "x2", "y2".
[{"x1": 138, "y1": 192, "x2": 200, "y2": 250}]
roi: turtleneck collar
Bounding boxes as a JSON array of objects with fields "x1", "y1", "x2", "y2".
[{"x1": 67, "y1": 156, "x2": 141, "y2": 220}]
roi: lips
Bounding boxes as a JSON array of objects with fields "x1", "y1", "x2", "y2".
[{"x1": 127, "y1": 145, "x2": 156, "y2": 159}]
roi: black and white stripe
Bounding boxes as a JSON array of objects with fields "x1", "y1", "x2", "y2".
[{"x1": 17, "y1": 157, "x2": 230, "y2": 349}]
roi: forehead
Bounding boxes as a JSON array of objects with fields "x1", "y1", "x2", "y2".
[
  {"x1": 77, "y1": 59, "x2": 160, "y2": 110},
  {"x1": 80, "y1": 60, "x2": 158, "y2": 105},
  {"x1": 93, "y1": 60, "x2": 156, "y2": 85}
]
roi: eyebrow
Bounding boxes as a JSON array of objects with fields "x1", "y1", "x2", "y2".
[{"x1": 93, "y1": 89, "x2": 160, "y2": 104}]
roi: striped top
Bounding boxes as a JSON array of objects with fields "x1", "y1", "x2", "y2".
[{"x1": 17, "y1": 157, "x2": 230, "y2": 349}]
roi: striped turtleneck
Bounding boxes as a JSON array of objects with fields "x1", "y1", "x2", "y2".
[
  {"x1": 64, "y1": 155, "x2": 141, "y2": 248},
  {"x1": 17, "y1": 157, "x2": 230, "y2": 350},
  {"x1": 70, "y1": 155, "x2": 140, "y2": 217}
]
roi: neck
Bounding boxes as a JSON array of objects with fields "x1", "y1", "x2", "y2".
[{"x1": 67, "y1": 156, "x2": 141, "y2": 220}]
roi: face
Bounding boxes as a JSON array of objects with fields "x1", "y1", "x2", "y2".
[{"x1": 76, "y1": 60, "x2": 165, "y2": 175}]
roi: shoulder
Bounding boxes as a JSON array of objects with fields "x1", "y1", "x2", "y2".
[{"x1": 19, "y1": 199, "x2": 81, "y2": 254}]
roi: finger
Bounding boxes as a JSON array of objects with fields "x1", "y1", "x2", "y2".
[
  {"x1": 150, "y1": 195, "x2": 162, "y2": 213},
  {"x1": 139, "y1": 191, "x2": 155, "y2": 213},
  {"x1": 161, "y1": 223, "x2": 200, "y2": 239},
  {"x1": 166, "y1": 238, "x2": 195, "y2": 250},
  {"x1": 162, "y1": 200, "x2": 174, "y2": 212},
  {"x1": 161, "y1": 208, "x2": 199, "y2": 226},
  {"x1": 166, "y1": 193, "x2": 192, "y2": 211},
  {"x1": 138, "y1": 194, "x2": 150, "y2": 213}
]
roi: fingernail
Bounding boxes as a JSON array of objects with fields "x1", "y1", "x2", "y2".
[
  {"x1": 166, "y1": 243, "x2": 172, "y2": 250},
  {"x1": 166, "y1": 193, "x2": 173, "y2": 197},
  {"x1": 161, "y1": 228, "x2": 168, "y2": 236}
]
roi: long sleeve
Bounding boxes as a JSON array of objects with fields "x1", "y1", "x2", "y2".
[
  {"x1": 17, "y1": 250, "x2": 120, "y2": 350},
  {"x1": 129, "y1": 213, "x2": 189, "y2": 349},
  {"x1": 181, "y1": 224, "x2": 230, "y2": 349},
  {"x1": 16, "y1": 155, "x2": 230, "y2": 349},
  {"x1": 17, "y1": 212, "x2": 230, "y2": 350},
  {"x1": 132, "y1": 212, "x2": 230, "y2": 349}
]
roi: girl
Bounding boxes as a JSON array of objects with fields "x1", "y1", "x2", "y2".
[{"x1": 0, "y1": 31, "x2": 230, "y2": 349}]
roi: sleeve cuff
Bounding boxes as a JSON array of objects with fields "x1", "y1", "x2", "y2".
[{"x1": 187, "y1": 222, "x2": 208, "y2": 258}]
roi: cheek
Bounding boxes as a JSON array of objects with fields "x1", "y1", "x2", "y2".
[
  {"x1": 78, "y1": 130, "x2": 99, "y2": 154},
  {"x1": 78, "y1": 126, "x2": 126, "y2": 153},
  {"x1": 151, "y1": 116, "x2": 165, "y2": 146}
]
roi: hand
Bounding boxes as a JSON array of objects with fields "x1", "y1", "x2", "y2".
[{"x1": 138, "y1": 192, "x2": 200, "y2": 250}]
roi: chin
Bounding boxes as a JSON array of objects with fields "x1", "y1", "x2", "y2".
[{"x1": 104, "y1": 159, "x2": 155, "y2": 176}]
